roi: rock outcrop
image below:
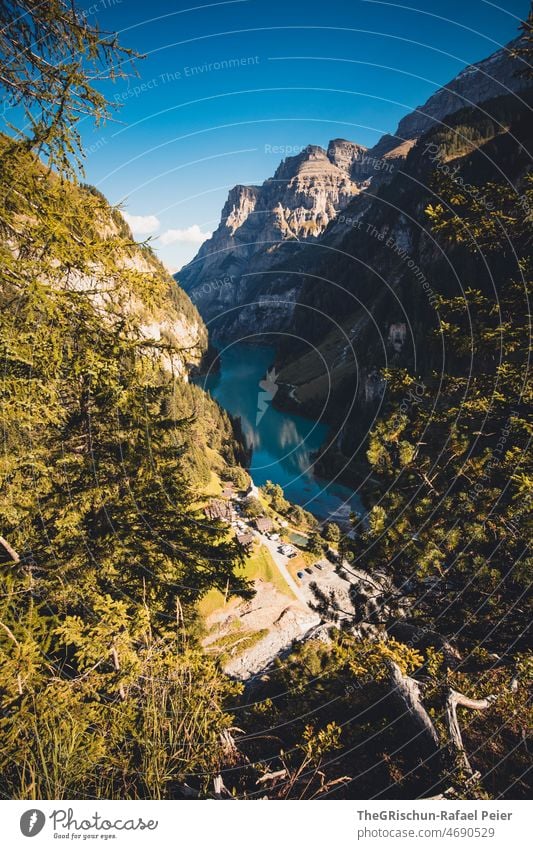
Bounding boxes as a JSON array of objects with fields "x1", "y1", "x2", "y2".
[{"x1": 176, "y1": 143, "x2": 368, "y2": 339}]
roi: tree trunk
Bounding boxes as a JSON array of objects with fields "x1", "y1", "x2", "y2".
[
  {"x1": 445, "y1": 689, "x2": 495, "y2": 773},
  {"x1": 0, "y1": 535, "x2": 20, "y2": 563},
  {"x1": 387, "y1": 660, "x2": 440, "y2": 750}
]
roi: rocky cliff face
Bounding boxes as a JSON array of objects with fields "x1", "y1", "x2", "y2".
[
  {"x1": 176, "y1": 31, "x2": 530, "y2": 356},
  {"x1": 48, "y1": 181, "x2": 207, "y2": 377},
  {"x1": 326, "y1": 138, "x2": 368, "y2": 177},
  {"x1": 108, "y1": 217, "x2": 206, "y2": 375},
  {"x1": 176, "y1": 143, "x2": 369, "y2": 340}
]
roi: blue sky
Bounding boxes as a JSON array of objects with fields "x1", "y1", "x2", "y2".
[{"x1": 71, "y1": 0, "x2": 528, "y2": 271}]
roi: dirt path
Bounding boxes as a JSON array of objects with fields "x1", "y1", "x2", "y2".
[{"x1": 223, "y1": 605, "x2": 321, "y2": 678}]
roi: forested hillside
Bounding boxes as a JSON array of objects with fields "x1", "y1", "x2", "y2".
[
  {"x1": 0, "y1": 3, "x2": 252, "y2": 798},
  {"x1": 275, "y1": 88, "x2": 533, "y2": 480},
  {"x1": 237, "y1": 163, "x2": 532, "y2": 800}
]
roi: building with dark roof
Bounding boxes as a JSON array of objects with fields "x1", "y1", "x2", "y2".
[
  {"x1": 205, "y1": 499, "x2": 232, "y2": 522},
  {"x1": 236, "y1": 532, "x2": 254, "y2": 550}
]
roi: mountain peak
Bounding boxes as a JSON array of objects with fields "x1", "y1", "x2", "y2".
[
  {"x1": 272, "y1": 144, "x2": 330, "y2": 180},
  {"x1": 176, "y1": 143, "x2": 365, "y2": 333},
  {"x1": 327, "y1": 138, "x2": 368, "y2": 175}
]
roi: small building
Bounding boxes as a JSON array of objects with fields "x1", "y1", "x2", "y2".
[
  {"x1": 244, "y1": 482, "x2": 259, "y2": 500},
  {"x1": 205, "y1": 499, "x2": 232, "y2": 522},
  {"x1": 255, "y1": 517, "x2": 273, "y2": 534},
  {"x1": 221, "y1": 482, "x2": 235, "y2": 499},
  {"x1": 236, "y1": 532, "x2": 254, "y2": 551}
]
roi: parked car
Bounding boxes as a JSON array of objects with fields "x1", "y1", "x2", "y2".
[
  {"x1": 288, "y1": 552, "x2": 297, "y2": 559},
  {"x1": 315, "y1": 563, "x2": 322, "y2": 570},
  {"x1": 297, "y1": 571, "x2": 304, "y2": 580},
  {"x1": 305, "y1": 567, "x2": 313, "y2": 575}
]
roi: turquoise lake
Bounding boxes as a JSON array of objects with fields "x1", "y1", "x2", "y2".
[{"x1": 195, "y1": 343, "x2": 362, "y2": 523}]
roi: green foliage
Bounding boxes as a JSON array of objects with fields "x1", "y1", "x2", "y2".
[
  {"x1": 0, "y1": 131, "x2": 249, "y2": 798},
  {"x1": 260, "y1": 480, "x2": 290, "y2": 514},
  {"x1": 1, "y1": 0, "x2": 531, "y2": 803},
  {"x1": 236, "y1": 634, "x2": 437, "y2": 798},
  {"x1": 0, "y1": 0, "x2": 137, "y2": 175},
  {"x1": 362, "y1": 169, "x2": 533, "y2": 648},
  {"x1": 323, "y1": 521, "x2": 341, "y2": 542},
  {"x1": 288, "y1": 502, "x2": 318, "y2": 529},
  {"x1": 307, "y1": 531, "x2": 325, "y2": 556},
  {"x1": 239, "y1": 545, "x2": 293, "y2": 597},
  {"x1": 240, "y1": 497, "x2": 264, "y2": 518},
  {"x1": 1, "y1": 616, "x2": 241, "y2": 799},
  {"x1": 300, "y1": 722, "x2": 342, "y2": 765},
  {"x1": 223, "y1": 465, "x2": 250, "y2": 489},
  {"x1": 351, "y1": 136, "x2": 532, "y2": 796}
]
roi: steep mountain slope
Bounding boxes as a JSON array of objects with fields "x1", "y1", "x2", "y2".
[
  {"x1": 0, "y1": 139, "x2": 206, "y2": 377},
  {"x1": 275, "y1": 88, "x2": 533, "y2": 481},
  {"x1": 0, "y1": 136, "x2": 244, "y2": 484},
  {"x1": 177, "y1": 33, "x2": 529, "y2": 348},
  {"x1": 71, "y1": 182, "x2": 206, "y2": 375},
  {"x1": 396, "y1": 35, "x2": 529, "y2": 140}
]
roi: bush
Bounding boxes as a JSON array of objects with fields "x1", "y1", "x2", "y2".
[
  {"x1": 223, "y1": 466, "x2": 250, "y2": 489},
  {"x1": 241, "y1": 497, "x2": 264, "y2": 518},
  {"x1": 323, "y1": 522, "x2": 341, "y2": 543}
]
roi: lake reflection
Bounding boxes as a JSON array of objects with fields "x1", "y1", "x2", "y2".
[{"x1": 196, "y1": 343, "x2": 362, "y2": 523}]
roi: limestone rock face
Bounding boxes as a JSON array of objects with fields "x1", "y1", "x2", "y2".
[
  {"x1": 326, "y1": 138, "x2": 368, "y2": 177},
  {"x1": 176, "y1": 142, "x2": 367, "y2": 339}
]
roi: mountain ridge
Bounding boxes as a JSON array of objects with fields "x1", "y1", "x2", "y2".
[{"x1": 176, "y1": 31, "x2": 530, "y2": 345}]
